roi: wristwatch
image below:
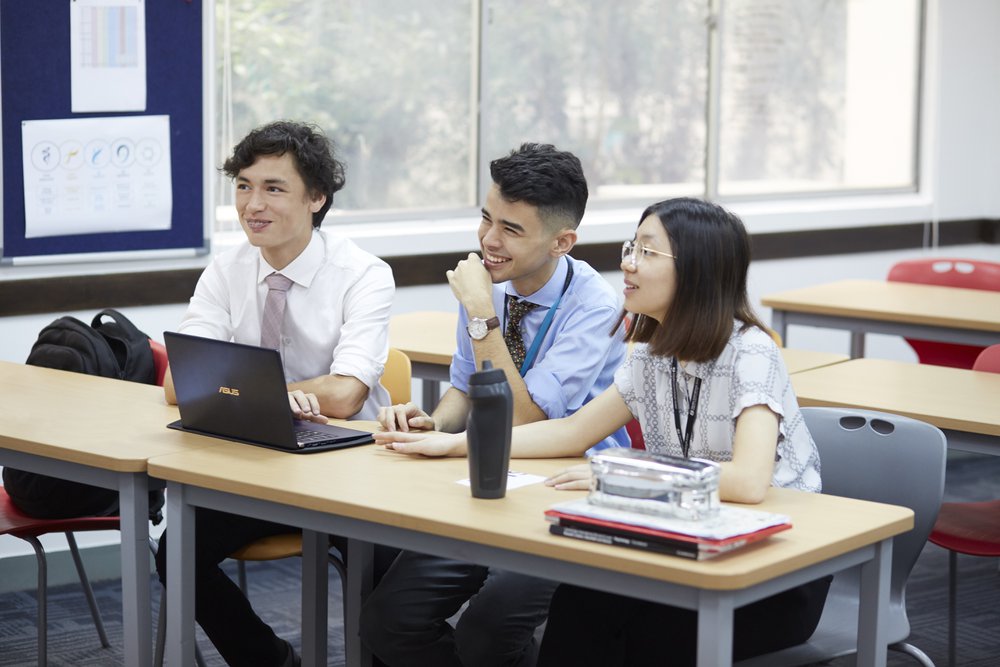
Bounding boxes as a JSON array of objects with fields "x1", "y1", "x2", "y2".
[{"x1": 466, "y1": 316, "x2": 500, "y2": 340}]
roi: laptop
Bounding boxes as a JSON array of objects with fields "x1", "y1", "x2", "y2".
[{"x1": 164, "y1": 331, "x2": 374, "y2": 453}]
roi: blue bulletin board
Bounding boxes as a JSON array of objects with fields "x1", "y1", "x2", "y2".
[{"x1": 0, "y1": 0, "x2": 210, "y2": 263}]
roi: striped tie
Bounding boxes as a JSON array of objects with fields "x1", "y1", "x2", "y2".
[{"x1": 260, "y1": 273, "x2": 294, "y2": 350}]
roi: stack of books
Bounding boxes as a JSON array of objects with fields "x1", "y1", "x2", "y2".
[{"x1": 545, "y1": 498, "x2": 792, "y2": 560}]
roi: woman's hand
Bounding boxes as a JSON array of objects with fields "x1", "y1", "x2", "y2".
[
  {"x1": 544, "y1": 463, "x2": 592, "y2": 491},
  {"x1": 288, "y1": 390, "x2": 328, "y2": 423},
  {"x1": 373, "y1": 430, "x2": 467, "y2": 457}
]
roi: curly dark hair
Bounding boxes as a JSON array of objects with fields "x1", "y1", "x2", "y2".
[
  {"x1": 489, "y1": 143, "x2": 588, "y2": 232},
  {"x1": 222, "y1": 120, "x2": 346, "y2": 228}
]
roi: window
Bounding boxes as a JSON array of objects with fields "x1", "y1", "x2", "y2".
[
  {"x1": 479, "y1": 0, "x2": 708, "y2": 205},
  {"x1": 716, "y1": 0, "x2": 922, "y2": 196},
  {"x1": 215, "y1": 0, "x2": 922, "y2": 227},
  {"x1": 217, "y1": 0, "x2": 474, "y2": 216}
]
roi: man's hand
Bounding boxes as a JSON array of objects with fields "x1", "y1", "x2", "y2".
[
  {"x1": 373, "y1": 430, "x2": 467, "y2": 457},
  {"x1": 378, "y1": 402, "x2": 436, "y2": 432},
  {"x1": 288, "y1": 390, "x2": 329, "y2": 423},
  {"x1": 544, "y1": 463, "x2": 592, "y2": 490},
  {"x1": 446, "y1": 253, "x2": 494, "y2": 314}
]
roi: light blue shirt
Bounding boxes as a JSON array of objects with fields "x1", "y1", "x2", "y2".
[{"x1": 451, "y1": 255, "x2": 630, "y2": 452}]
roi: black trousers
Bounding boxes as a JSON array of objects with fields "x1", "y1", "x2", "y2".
[
  {"x1": 537, "y1": 576, "x2": 832, "y2": 667},
  {"x1": 2, "y1": 468, "x2": 164, "y2": 523},
  {"x1": 360, "y1": 550, "x2": 558, "y2": 667},
  {"x1": 155, "y1": 508, "x2": 294, "y2": 667}
]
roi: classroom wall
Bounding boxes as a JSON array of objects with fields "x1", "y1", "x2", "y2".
[{"x1": 1, "y1": 0, "x2": 999, "y2": 586}]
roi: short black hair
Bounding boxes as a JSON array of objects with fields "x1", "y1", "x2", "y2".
[
  {"x1": 489, "y1": 143, "x2": 588, "y2": 233},
  {"x1": 223, "y1": 120, "x2": 346, "y2": 228},
  {"x1": 621, "y1": 197, "x2": 768, "y2": 362}
]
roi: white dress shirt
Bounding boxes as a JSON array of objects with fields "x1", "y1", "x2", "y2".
[
  {"x1": 178, "y1": 230, "x2": 394, "y2": 420},
  {"x1": 615, "y1": 322, "x2": 822, "y2": 492}
]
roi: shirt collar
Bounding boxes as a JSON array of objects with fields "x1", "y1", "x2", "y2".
[
  {"x1": 504, "y1": 256, "x2": 571, "y2": 308},
  {"x1": 256, "y1": 231, "x2": 324, "y2": 288}
]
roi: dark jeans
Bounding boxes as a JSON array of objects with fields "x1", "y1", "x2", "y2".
[
  {"x1": 154, "y1": 508, "x2": 294, "y2": 667},
  {"x1": 360, "y1": 550, "x2": 559, "y2": 667},
  {"x1": 537, "y1": 576, "x2": 832, "y2": 667}
]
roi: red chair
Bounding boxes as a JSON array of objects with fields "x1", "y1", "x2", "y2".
[
  {"x1": 0, "y1": 487, "x2": 119, "y2": 666},
  {"x1": 926, "y1": 345, "x2": 1000, "y2": 667},
  {"x1": 887, "y1": 258, "x2": 1000, "y2": 369},
  {"x1": 149, "y1": 338, "x2": 169, "y2": 387},
  {"x1": 625, "y1": 419, "x2": 645, "y2": 450},
  {"x1": 973, "y1": 343, "x2": 1000, "y2": 372}
]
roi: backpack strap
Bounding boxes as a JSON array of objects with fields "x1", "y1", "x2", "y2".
[{"x1": 91, "y1": 309, "x2": 157, "y2": 385}]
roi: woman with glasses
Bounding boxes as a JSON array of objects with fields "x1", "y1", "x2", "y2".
[{"x1": 376, "y1": 197, "x2": 828, "y2": 665}]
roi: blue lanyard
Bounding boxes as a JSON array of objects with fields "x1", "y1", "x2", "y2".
[{"x1": 516, "y1": 258, "x2": 574, "y2": 377}]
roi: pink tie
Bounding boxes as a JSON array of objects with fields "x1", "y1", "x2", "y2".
[{"x1": 260, "y1": 273, "x2": 294, "y2": 350}]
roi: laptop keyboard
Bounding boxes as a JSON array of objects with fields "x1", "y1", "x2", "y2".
[{"x1": 294, "y1": 428, "x2": 337, "y2": 447}]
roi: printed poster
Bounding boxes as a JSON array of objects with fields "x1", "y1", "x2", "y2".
[
  {"x1": 70, "y1": 0, "x2": 147, "y2": 112},
  {"x1": 22, "y1": 115, "x2": 172, "y2": 238}
]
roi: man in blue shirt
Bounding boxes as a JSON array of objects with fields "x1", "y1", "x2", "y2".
[{"x1": 361, "y1": 143, "x2": 628, "y2": 666}]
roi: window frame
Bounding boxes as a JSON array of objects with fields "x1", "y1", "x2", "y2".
[{"x1": 210, "y1": 0, "x2": 929, "y2": 253}]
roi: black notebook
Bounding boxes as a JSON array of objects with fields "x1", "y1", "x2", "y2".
[{"x1": 164, "y1": 331, "x2": 373, "y2": 453}]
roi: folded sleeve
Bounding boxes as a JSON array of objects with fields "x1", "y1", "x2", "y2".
[
  {"x1": 329, "y1": 261, "x2": 395, "y2": 390},
  {"x1": 523, "y1": 300, "x2": 623, "y2": 419}
]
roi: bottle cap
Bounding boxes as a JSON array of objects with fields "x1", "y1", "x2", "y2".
[{"x1": 469, "y1": 359, "x2": 507, "y2": 385}]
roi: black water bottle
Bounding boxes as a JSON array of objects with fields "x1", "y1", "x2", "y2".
[{"x1": 466, "y1": 360, "x2": 513, "y2": 499}]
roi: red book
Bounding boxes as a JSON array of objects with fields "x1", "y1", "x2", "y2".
[{"x1": 544, "y1": 498, "x2": 791, "y2": 560}]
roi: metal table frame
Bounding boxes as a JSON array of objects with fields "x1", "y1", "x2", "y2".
[{"x1": 164, "y1": 483, "x2": 894, "y2": 667}]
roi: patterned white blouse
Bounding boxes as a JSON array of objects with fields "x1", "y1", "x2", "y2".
[{"x1": 615, "y1": 322, "x2": 822, "y2": 492}]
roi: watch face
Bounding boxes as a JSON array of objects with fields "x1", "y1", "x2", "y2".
[{"x1": 467, "y1": 318, "x2": 487, "y2": 339}]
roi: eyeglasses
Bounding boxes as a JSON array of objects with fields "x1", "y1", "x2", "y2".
[{"x1": 621, "y1": 240, "x2": 676, "y2": 267}]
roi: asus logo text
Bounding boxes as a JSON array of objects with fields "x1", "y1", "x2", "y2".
[{"x1": 218, "y1": 386, "x2": 240, "y2": 396}]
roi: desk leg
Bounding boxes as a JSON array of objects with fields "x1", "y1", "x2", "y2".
[
  {"x1": 344, "y1": 539, "x2": 374, "y2": 667},
  {"x1": 849, "y1": 330, "x2": 866, "y2": 359},
  {"x1": 302, "y1": 530, "x2": 328, "y2": 667},
  {"x1": 119, "y1": 472, "x2": 152, "y2": 667},
  {"x1": 421, "y1": 380, "x2": 441, "y2": 412},
  {"x1": 857, "y1": 538, "x2": 892, "y2": 667},
  {"x1": 697, "y1": 591, "x2": 734, "y2": 667},
  {"x1": 770, "y1": 310, "x2": 788, "y2": 347},
  {"x1": 166, "y1": 483, "x2": 197, "y2": 667}
]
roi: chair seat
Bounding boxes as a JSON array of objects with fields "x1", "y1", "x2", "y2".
[
  {"x1": 227, "y1": 532, "x2": 303, "y2": 561},
  {"x1": 929, "y1": 500, "x2": 1000, "y2": 557},
  {"x1": 1, "y1": 488, "x2": 120, "y2": 537}
]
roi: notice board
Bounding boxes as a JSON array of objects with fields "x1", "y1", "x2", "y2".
[{"x1": 0, "y1": 0, "x2": 209, "y2": 263}]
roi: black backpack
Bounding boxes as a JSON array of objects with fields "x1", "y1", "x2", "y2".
[
  {"x1": 25, "y1": 308, "x2": 156, "y2": 384},
  {"x1": 3, "y1": 309, "x2": 164, "y2": 522}
]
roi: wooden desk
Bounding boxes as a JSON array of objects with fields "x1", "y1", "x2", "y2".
[
  {"x1": 389, "y1": 311, "x2": 457, "y2": 408},
  {"x1": 762, "y1": 279, "x2": 1000, "y2": 357},
  {"x1": 781, "y1": 349, "x2": 849, "y2": 374},
  {"x1": 150, "y1": 435, "x2": 912, "y2": 667},
  {"x1": 791, "y1": 358, "x2": 1000, "y2": 456},
  {"x1": 0, "y1": 361, "x2": 215, "y2": 666}
]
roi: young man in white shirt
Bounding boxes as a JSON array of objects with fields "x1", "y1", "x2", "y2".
[{"x1": 157, "y1": 120, "x2": 394, "y2": 667}]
